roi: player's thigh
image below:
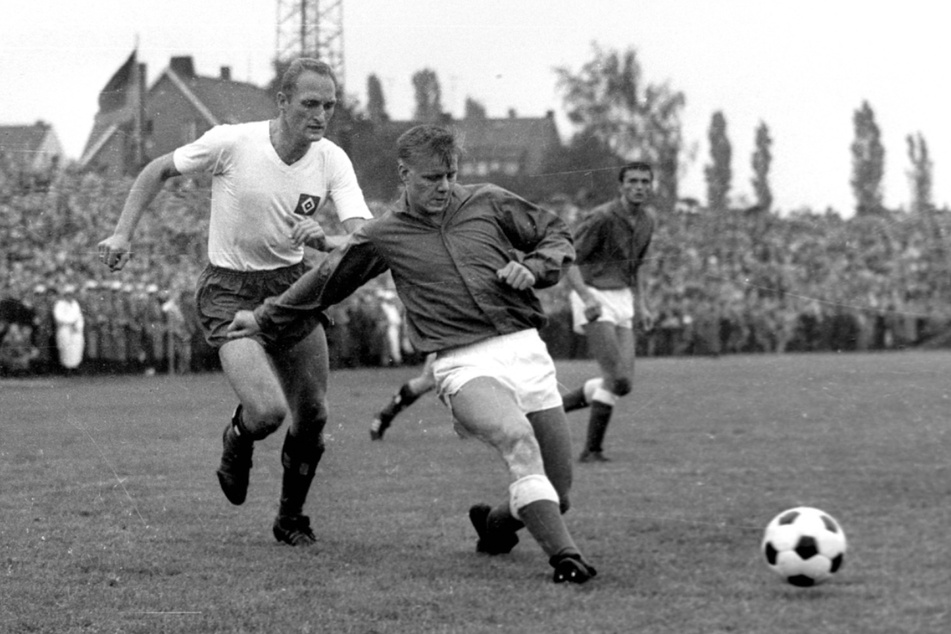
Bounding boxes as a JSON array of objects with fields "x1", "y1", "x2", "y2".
[
  {"x1": 526, "y1": 406, "x2": 573, "y2": 497},
  {"x1": 271, "y1": 324, "x2": 329, "y2": 415},
  {"x1": 615, "y1": 325, "x2": 636, "y2": 376},
  {"x1": 450, "y1": 376, "x2": 541, "y2": 465},
  {"x1": 583, "y1": 320, "x2": 624, "y2": 375},
  {"x1": 219, "y1": 336, "x2": 285, "y2": 418}
]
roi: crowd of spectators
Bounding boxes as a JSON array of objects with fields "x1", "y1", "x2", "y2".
[{"x1": 3, "y1": 166, "x2": 951, "y2": 377}]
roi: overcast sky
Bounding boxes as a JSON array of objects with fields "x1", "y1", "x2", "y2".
[{"x1": 3, "y1": 0, "x2": 948, "y2": 214}]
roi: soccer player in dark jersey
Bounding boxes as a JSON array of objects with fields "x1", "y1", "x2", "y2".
[
  {"x1": 562, "y1": 162, "x2": 656, "y2": 462},
  {"x1": 370, "y1": 352, "x2": 436, "y2": 440},
  {"x1": 229, "y1": 124, "x2": 598, "y2": 584}
]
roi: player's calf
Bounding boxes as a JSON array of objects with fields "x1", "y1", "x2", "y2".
[{"x1": 216, "y1": 404, "x2": 255, "y2": 505}]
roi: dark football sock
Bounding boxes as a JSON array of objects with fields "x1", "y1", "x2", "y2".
[
  {"x1": 585, "y1": 402, "x2": 613, "y2": 453},
  {"x1": 561, "y1": 386, "x2": 589, "y2": 413},
  {"x1": 379, "y1": 383, "x2": 421, "y2": 425},
  {"x1": 278, "y1": 433, "x2": 324, "y2": 518},
  {"x1": 517, "y1": 499, "x2": 578, "y2": 558}
]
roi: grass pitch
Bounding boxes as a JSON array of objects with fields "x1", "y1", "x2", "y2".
[{"x1": 1, "y1": 352, "x2": 949, "y2": 633}]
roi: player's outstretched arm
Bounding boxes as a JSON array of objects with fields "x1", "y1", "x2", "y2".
[{"x1": 98, "y1": 153, "x2": 181, "y2": 271}]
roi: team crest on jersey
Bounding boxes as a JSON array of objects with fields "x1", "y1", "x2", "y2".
[{"x1": 294, "y1": 194, "x2": 321, "y2": 216}]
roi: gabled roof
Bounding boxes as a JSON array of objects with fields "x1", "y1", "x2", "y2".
[
  {"x1": 182, "y1": 75, "x2": 276, "y2": 124},
  {"x1": 0, "y1": 123, "x2": 53, "y2": 160},
  {"x1": 80, "y1": 59, "x2": 275, "y2": 169}
]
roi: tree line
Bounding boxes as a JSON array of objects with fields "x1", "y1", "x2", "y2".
[{"x1": 264, "y1": 43, "x2": 939, "y2": 217}]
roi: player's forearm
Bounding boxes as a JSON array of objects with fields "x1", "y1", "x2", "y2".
[
  {"x1": 113, "y1": 157, "x2": 177, "y2": 239},
  {"x1": 316, "y1": 217, "x2": 366, "y2": 251},
  {"x1": 322, "y1": 234, "x2": 349, "y2": 250},
  {"x1": 565, "y1": 266, "x2": 591, "y2": 298},
  {"x1": 255, "y1": 236, "x2": 388, "y2": 335}
]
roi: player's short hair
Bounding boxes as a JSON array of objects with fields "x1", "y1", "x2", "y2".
[
  {"x1": 280, "y1": 58, "x2": 337, "y2": 97},
  {"x1": 619, "y1": 161, "x2": 653, "y2": 182},
  {"x1": 397, "y1": 124, "x2": 462, "y2": 167}
]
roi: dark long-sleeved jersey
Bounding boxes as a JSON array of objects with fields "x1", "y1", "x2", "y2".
[
  {"x1": 573, "y1": 197, "x2": 654, "y2": 290},
  {"x1": 254, "y1": 182, "x2": 575, "y2": 353}
]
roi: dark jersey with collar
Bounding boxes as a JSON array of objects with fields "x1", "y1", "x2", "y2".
[
  {"x1": 573, "y1": 197, "x2": 654, "y2": 290},
  {"x1": 255, "y1": 182, "x2": 575, "y2": 353}
]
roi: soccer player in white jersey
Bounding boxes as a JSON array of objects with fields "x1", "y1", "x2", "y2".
[{"x1": 97, "y1": 58, "x2": 372, "y2": 546}]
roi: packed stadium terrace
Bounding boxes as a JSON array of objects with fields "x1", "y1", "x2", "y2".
[{"x1": 3, "y1": 169, "x2": 950, "y2": 376}]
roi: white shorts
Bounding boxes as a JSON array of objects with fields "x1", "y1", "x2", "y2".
[
  {"x1": 431, "y1": 329, "x2": 562, "y2": 414},
  {"x1": 570, "y1": 288, "x2": 635, "y2": 334}
]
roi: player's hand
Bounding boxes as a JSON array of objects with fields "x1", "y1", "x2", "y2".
[
  {"x1": 582, "y1": 297, "x2": 602, "y2": 322},
  {"x1": 97, "y1": 235, "x2": 133, "y2": 271},
  {"x1": 227, "y1": 310, "x2": 261, "y2": 338},
  {"x1": 496, "y1": 261, "x2": 535, "y2": 290},
  {"x1": 287, "y1": 216, "x2": 327, "y2": 250}
]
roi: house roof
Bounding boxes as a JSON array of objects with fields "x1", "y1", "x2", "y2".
[
  {"x1": 80, "y1": 58, "x2": 275, "y2": 167},
  {"x1": 0, "y1": 122, "x2": 53, "y2": 161},
  {"x1": 364, "y1": 115, "x2": 559, "y2": 165},
  {"x1": 182, "y1": 75, "x2": 276, "y2": 124}
]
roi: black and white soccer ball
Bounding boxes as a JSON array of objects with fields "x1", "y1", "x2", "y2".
[{"x1": 762, "y1": 506, "x2": 846, "y2": 587}]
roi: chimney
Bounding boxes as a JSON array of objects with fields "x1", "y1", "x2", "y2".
[
  {"x1": 220, "y1": 66, "x2": 231, "y2": 81},
  {"x1": 169, "y1": 56, "x2": 195, "y2": 79}
]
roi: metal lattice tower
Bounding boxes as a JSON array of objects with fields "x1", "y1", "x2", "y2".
[{"x1": 275, "y1": 0, "x2": 345, "y2": 88}]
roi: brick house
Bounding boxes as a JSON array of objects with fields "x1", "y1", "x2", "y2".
[
  {"x1": 80, "y1": 56, "x2": 275, "y2": 177},
  {"x1": 348, "y1": 111, "x2": 562, "y2": 203},
  {"x1": 455, "y1": 111, "x2": 560, "y2": 180}
]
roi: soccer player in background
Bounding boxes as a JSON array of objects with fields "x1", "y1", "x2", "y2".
[
  {"x1": 228, "y1": 124, "x2": 598, "y2": 583},
  {"x1": 369, "y1": 352, "x2": 436, "y2": 440},
  {"x1": 561, "y1": 162, "x2": 656, "y2": 462},
  {"x1": 97, "y1": 58, "x2": 372, "y2": 546}
]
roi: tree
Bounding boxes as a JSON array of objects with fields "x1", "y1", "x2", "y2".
[
  {"x1": 554, "y1": 43, "x2": 686, "y2": 211},
  {"x1": 464, "y1": 97, "x2": 487, "y2": 120},
  {"x1": 850, "y1": 100, "x2": 885, "y2": 215},
  {"x1": 704, "y1": 111, "x2": 732, "y2": 212},
  {"x1": 366, "y1": 74, "x2": 389, "y2": 123},
  {"x1": 906, "y1": 131, "x2": 933, "y2": 213},
  {"x1": 751, "y1": 121, "x2": 773, "y2": 212},
  {"x1": 412, "y1": 68, "x2": 444, "y2": 122}
]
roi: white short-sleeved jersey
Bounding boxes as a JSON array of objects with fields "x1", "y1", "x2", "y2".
[{"x1": 173, "y1": 121, "x2": 372, "y2": 271}]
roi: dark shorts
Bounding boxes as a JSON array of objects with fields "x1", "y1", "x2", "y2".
[{"x1": 195, "y1": 262, "x2": 326, "y2": 351}]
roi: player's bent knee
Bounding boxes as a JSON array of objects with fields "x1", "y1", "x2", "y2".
[
  {"x1": 612, "y1": 377, "x2": 632, "y2": 397},
  {"x1": 297, "y1": 399, "x2": 329, "y2": 431},
  {"x1": 591, "y1": 387, "x2": 619, "y2": 406},
  {"x1": 242, "y1": 403, "x2": 287, "y2": 439},
  {"x1": 501, "y1": 427, "x2": 545, "y2": 481},
  {"x1": 560, "y1": 496, "x2": 571, "y2": 515},
  {"x1": 508, "y1": 473, "x2": 560, "y2": 520}
]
